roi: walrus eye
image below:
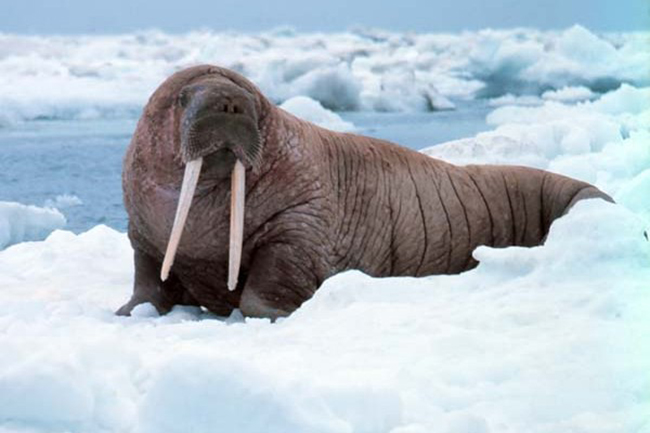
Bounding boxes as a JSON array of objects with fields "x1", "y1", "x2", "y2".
[{"x1": 177, "y1": 90, "x2": 190, "y2": 108}]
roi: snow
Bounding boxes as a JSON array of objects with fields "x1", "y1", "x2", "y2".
[
  {"x1": 43, "y1": 194, "x2": 83, "y2": 210},
  {"x1": 0, "y1": 202, "x2": 648, "y2": 433},
  {"x1": 541, "y1": 86, "x2": 595, "y2": 102},
  {"x1": 0, "y1": 25, "x2": 647, "y2": 123},
  {"x1": 488, "y1": 94, "x2": 542, "y2": 107},
  {"x1": 1, "y1": 25, "x2": 649, "y2": 433},
  {"x1": 280, "y1": 96, "x2": 355, "y2": 131},
  {"x1": 0, "y1": 202, "x2": 66, "y2": 250},
  {"x1": 289, "y1": 64, "x2": 362, "y2": 111}
]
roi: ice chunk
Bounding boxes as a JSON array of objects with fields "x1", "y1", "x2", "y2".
[
  {"x1": 615, "y1": 168, "x2": 650, "y2": 219},
  {"x1": 542, "y1": 86, "x2": 596, "y2": 102},
  {"x1": 43, "y1": 194, "x2": 83, "y2": 210},
  {"x1": 290, "y1": 64, "x2": 362, "y2": 111},
  {"x1": 591, "y1": 83, "x2": 650, "y2": 115},
  {"x1": 0, "y1": 356, "x2": 94, "y2": 426},
  {"x1": 280, "y1": 96, "x2": 355, "y2": 132},
  {"x1": 489, "y1": 94, "x2": 543, "y2": 107},
  {"x1": 0, "y1": 201, "x2": 66, "y2": 250}
]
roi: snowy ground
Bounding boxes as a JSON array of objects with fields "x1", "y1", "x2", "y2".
[{"x1": 0, "y1": 26, "x2": 649, "y2": 433}]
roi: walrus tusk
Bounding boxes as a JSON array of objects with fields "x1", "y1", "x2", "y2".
[
  {"x1": 228, "y1": 159, "x2": 245, "y2": 291},
  {"x1": 160, "y1": 158, "x2": 203, "y2": 281}
]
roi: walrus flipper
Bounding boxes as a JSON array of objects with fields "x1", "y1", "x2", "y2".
[
  {"x1": 563, "y1": 185, "x2": 614, "y2": 215},
  {"x1": 116, "y1": 249, "x2": 199, "y2": 316},
  {"x1": 239, "y1": 243, "x2": 319, "y2": 320}
]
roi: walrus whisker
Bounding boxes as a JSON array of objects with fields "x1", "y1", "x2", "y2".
[
  {"x1": 228, "y1": 159, "x2": 246, "y2": 291},
  {"x1": 160, "y1": 157, "x2": 203, "y2": 281}
]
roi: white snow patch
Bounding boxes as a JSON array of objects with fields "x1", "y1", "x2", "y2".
[
  {"x1": 489, "y1": 94, "x2": 543, "y2": 107},
  {"x1": 0, "y1": 201, "x2": 66, "y2": 250},
  {"x1": 0, "y1": 200, "x2": 648, "y2": 433},
  {"x1": 289, "y1": 63, "x2": 362, "y2": 111},
  {"x1": 43, "y1": 194, "x2": 83, "y2": 210},
  {"x1": 280, "y1": 96, "x2": 355, "y2": 132},
  {"x1": 542, "y1": 85, "x2": 596, "y2": 102}
]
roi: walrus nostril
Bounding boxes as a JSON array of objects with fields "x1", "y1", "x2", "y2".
[{"x1": 233, "y1": 105, "x2": 240, "y2": 114}]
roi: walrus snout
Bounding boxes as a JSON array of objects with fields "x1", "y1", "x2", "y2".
[{"x1": 179, "y1": 79, "x2": 261, "y2": 169}]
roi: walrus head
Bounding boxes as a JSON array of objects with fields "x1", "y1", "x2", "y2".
[
  {"x1": 178, "y1": 75, "x2": 262, "y2": 172},
  {"x1": 161, "y1": 73, "x2": 263, "y2": 291}
]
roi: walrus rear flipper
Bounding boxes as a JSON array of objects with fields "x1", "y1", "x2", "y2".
[
  {"x1": 563, "y1": 185, "x2": 614, "y2": 215},
  {"x1": 538, "y1": 174, "x2": 613, "y2": 244}
]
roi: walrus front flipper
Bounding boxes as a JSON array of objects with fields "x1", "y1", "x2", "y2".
[
  {"x1": 239, "y1": 244, "x2": 319, "y2": 320},
  {"x1": 116, "y1": 249, "x2": 198, "y2": 316}
]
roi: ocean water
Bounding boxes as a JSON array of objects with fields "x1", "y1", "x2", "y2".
[
  {"x1": 0, "y1": 118, "x2": 135, "y2": 233},
  {"x1": 0, "y1": 101, "x2": 491, "y2": 233}
]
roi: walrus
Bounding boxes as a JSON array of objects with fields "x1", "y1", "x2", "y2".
[{"x1": 116, "y1": 65, "x2": 612, "y2": 319}]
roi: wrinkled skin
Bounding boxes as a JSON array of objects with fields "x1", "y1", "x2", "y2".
[{"x1": 117, "y1": 65, "x2": 612, "y2": 319}]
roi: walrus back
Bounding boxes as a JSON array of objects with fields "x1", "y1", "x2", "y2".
[{"x1": 319, "y1": 129, "x2": 612, "y2": 279}]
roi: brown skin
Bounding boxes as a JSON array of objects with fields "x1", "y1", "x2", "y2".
[{"x1": 117, "y1": 65, "x2": 612, "y2": 319}]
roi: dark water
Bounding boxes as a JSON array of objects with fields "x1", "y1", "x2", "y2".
[{"x1": 0, "y1": 101, "x2": 491, "y2": 233}]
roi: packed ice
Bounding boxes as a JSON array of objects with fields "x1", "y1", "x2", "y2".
[
  {"x1": 0, "y1": 25, "x2": 649, "y2": 433},
  {"x1": 0, "y1": 202, "x2": 66, "y2": 250},
  {"x1": 42, "y1": 194, "x2": 83, "y2": 210},
  {"x1": 541, "y1": 86, "x2": 596, "y2": 102},
  {"x1": 0, "y1": 25, "x2": 648, "y2": 124},
  {"x1": 280, "y1": 96, "x2": 355, "y2": 132}
]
